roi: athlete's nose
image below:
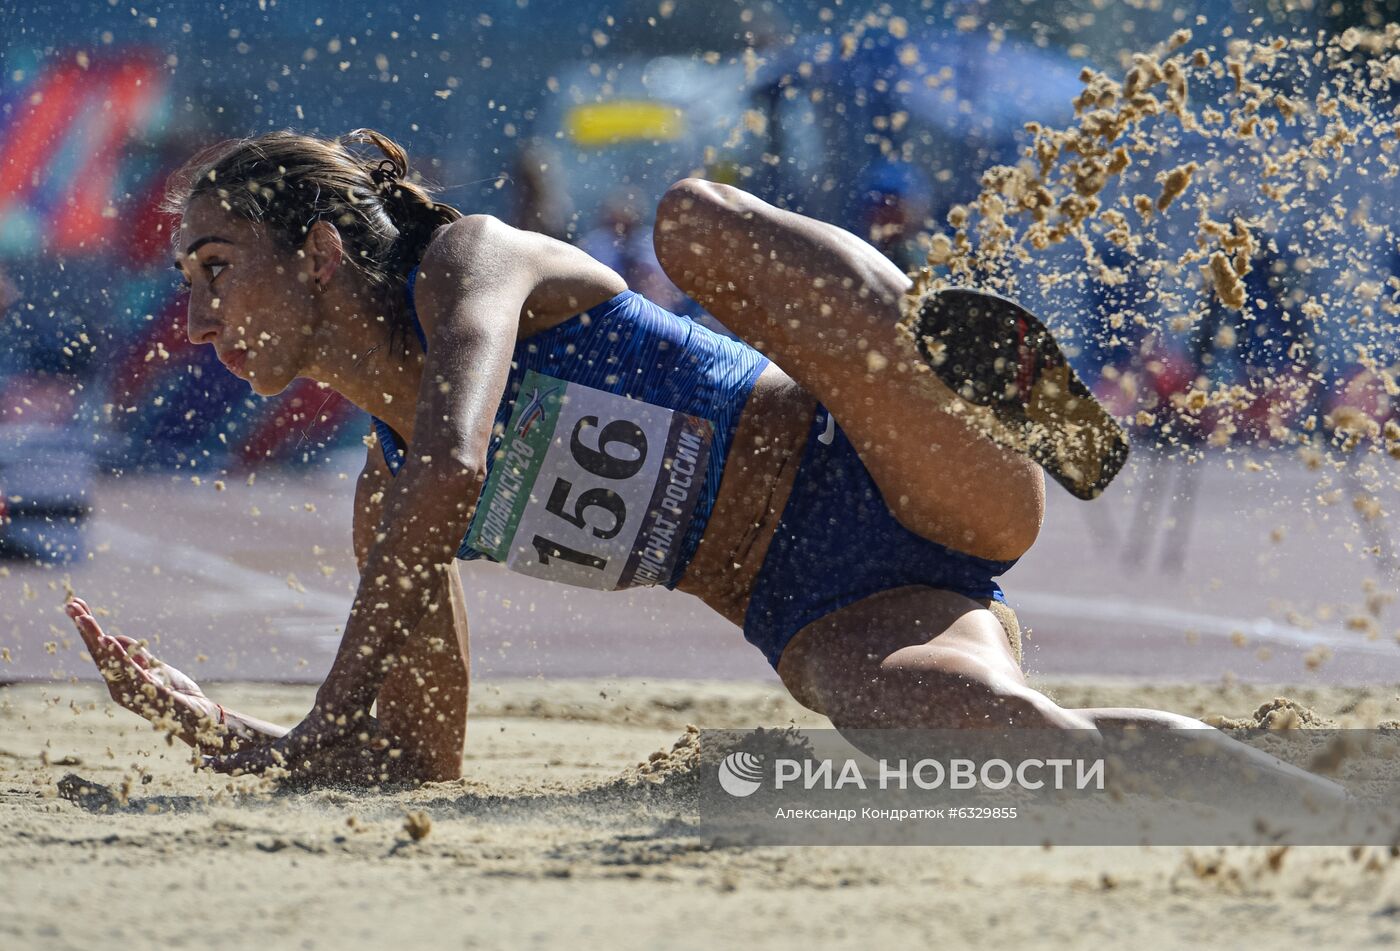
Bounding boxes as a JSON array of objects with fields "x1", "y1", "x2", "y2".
[{"x1": 186, "y1": 306, "x2": 222, "y2": 346}]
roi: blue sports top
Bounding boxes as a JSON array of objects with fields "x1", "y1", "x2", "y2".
[{"x1": 370, "y1": 269, "x2": 769, "y2": 589}]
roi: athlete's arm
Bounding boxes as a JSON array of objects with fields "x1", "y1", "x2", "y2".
[
  {"x1": 351, "y1": 430, "x2": 472, "y2": 780},
  {"x1": 325, "y1": 216, "x2": 532, "y2": 694},
  {"x1": 215, "y1": 216, "x2": 549, "y2": 774}
]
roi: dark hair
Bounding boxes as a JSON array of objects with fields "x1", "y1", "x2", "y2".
[{"x1": 162, "y1": 128, "x2": 462, "y2": 356}]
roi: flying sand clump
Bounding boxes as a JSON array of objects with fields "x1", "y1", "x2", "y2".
[
  {"x1": 903, "y1": 24, "x2": 1400, "y2": 425},
  {"x1": 895, "y1": 23, "x2": 1400, "y2": 655}
]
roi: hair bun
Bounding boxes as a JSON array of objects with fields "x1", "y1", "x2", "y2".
[{"x1": 345, "y1": 128, "x2": 409, "y2": 186}]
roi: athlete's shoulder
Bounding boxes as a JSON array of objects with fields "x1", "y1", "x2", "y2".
[
  {"x1": 413, "y1": 215, "x2": 547, "y2": 319},
  {"x1": 422, "y1": 213, "x2": 523, "y2": 265},
  {"x1": 420, "y1": 215, "x2": 580, "y2": 290}
]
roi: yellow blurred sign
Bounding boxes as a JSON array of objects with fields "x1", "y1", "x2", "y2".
[{"x1": 565, "y1": 101, "x2": 685, "y2": 147}]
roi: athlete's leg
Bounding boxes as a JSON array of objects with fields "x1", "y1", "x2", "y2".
[
  {"x1": 776, "y1": 587, "x2": 1086, "y2": 728},
  {"x1": 654, "y1": 178, "x2": 1044, "y2": 562},
  {"x1": 372, "y1": 563, "x2": 471, "y2": 782},
  {"x1": 777, "y1": 587, "x2": 1350, "y2": 804}
]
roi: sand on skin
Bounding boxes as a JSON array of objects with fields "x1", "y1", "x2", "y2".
[{"x1": 3, "y1": 676, "x2": 1400, "y2": 950}]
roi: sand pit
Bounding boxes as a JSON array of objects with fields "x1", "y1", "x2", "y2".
[{"x1": 4, "y1": 677, "x2": 1400, "y2": 950}]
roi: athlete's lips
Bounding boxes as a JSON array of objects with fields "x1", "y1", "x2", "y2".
[{"x1": 219, "y1": 349, "x2": 248, "y2": 375}]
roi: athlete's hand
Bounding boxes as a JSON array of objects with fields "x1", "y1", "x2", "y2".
[
  {"x1": 206, "y1": 700, "x2": 364, "y2": 776},
  {"x1": 65, "y1": 596, "x2": 223, "y2": 746}
]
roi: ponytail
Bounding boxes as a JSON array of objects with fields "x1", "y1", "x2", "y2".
[{"x1": 344, "y1": 128, "x2": 462, "y2": 280}]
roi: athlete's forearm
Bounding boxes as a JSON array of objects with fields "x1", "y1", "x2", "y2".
[
  {"x1": 375, "y1": 560, "x2": 471, "y2": 777},
  {"x1": 319, "y1": 464, "x2": 479, "y2": 716}
]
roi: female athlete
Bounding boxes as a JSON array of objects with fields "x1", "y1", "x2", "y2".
[{"x1": 63, "y1": 130, "x2": 1343, "y2": 801}]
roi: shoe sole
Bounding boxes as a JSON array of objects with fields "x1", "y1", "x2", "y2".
[{"x1": 903, "y1": 288, "x2": 1129, "y2": 500}]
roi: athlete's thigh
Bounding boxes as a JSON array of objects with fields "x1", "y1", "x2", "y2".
[
  {"x1": 657, "y1": 179, "x2": 912, "y2": 379},
  {"x1": 775, "y1": 586, "x2": 1027, "y2": 721},
  {"x1": 656, "y1": 181, "x2": 1042, "y2": 560}
]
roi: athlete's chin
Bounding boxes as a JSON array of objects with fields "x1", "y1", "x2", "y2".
[{"x1": 244, "y1": 369, "x2": 294, "y2": 397}]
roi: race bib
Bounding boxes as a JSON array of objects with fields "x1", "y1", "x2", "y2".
[{"x1": 465, "y1": 370, "x2": 715, "y2": 590}]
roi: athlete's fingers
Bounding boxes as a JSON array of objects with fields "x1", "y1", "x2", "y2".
[
  {"x1": 60, "y1": 605, "x2": 171, "y2": 721},
  {"x1": 64, "y1": 598, "x2": 109, "y2": 649},
  {"x1": 66, "y1": 606, "x2": 127, "y2": 678},
  {"x1": 111, "y1": 635, "x2": 155, "y2": 669},
  {"x1": 103, "y1": 655, "x2": 175, "y2": 716},
  {"x1": 66, "y1": 608, "x2": 154, "y2": 703},
  {"x1": 65, "y1": 602, "x2": 104, "y2": 654}
]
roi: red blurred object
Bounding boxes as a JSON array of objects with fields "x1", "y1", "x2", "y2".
[
  {"x1": 0, "y1": 53, "x2": 166, "y2": 255},
  {"x1": 1324, "y1": 367, "x2": 1392, "y2": 424}
]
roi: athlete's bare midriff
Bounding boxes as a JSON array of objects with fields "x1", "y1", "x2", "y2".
[{"x1": 674, "y1": 362, "x2": 816, "y2": 627}]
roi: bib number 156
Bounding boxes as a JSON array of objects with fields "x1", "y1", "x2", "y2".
[{"x1": 531, "y1": 416, "x2": 647, "y2": 572}]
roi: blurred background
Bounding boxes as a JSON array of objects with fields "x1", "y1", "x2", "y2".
[{"x1": 3, "y1": 0, "x2": 1400, "y2": 687}]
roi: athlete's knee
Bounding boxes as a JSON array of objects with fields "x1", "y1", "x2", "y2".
[
  {"x1": 658, "y1": 177, "x2": 752, "y2": 219},
  {"x1": 657, "y1": 178, "x2": 728, "y2": 236},
  {"x1": 655, "y1": 178, "x2": 752, "y2": 278},
  {"x1": 654, "y1": 180, "x2": 704, "y2": 281},
  {"x1": 975, "y1": 462, "x2": 1045, "y2": 561}
]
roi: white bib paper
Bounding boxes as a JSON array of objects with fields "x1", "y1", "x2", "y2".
[{"x1": 465, "y1": 370, "x2": 715, "y2": 590}]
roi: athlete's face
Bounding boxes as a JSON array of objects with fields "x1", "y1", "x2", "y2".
[{"x1": 175, "y1": 195, "x2": 316, "y2": 396}]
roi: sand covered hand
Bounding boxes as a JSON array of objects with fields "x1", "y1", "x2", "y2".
[
  {"x1": 65, "y1": 596, "x2": 225, "y2": 749},
  {"x1": 206, "y1": 693, "x2": 361, "y2": 776}
]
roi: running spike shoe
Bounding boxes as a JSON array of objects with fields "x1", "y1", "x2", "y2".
[{"x1": 905, "y1": 287, "x2": 1129, "y2": 500}]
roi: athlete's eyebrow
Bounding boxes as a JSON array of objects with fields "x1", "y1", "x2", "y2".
[{"x1": 173, "y1": 235, "x2": 234, "y2": 268}]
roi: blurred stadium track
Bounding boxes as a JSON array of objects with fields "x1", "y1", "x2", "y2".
[{"x1": 4, "y1": 449, "x2": 1399, "y2": 687}]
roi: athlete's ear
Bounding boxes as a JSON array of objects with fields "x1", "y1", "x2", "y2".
[{"x1": 303, "y1": 220, "x2": 344, "y2": 291}]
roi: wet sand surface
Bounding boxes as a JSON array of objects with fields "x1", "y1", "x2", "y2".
[{"x1": 4, "y1": 678, "x2": 1400, "y2": 951}]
